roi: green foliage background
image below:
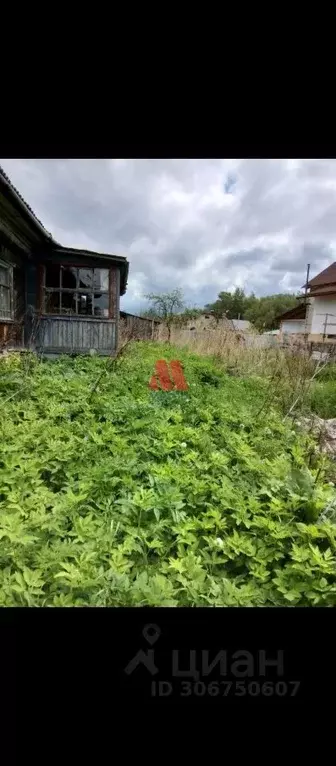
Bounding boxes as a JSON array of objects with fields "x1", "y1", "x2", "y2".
[
  {"x1": 141, "y1": 287, "x2": 300, "y2": 331},
  {"x1": 206, "y1": 288, "x2": 299, "y2": 330},
  {"x1": 0, "y1": 343, "x2": 335, "y2": 606}
]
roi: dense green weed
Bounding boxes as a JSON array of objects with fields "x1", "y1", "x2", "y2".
[
  {"x1": 309, "y1": 380, "x2": 336, "y2": 419},
  {"x1": 0, "y1": 343, "x2": 335, "y2": 606}
]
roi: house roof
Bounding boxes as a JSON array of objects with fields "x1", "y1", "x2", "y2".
[
  {"x1": 303, "y1": 262, "x2": 336, "y2": 289},
  {"x1": 276, "y1": 304, "x2": 306, "y2": 322},
  {"x1": 306, "y1": 285, "x2": 336, "y2": 297},
  {"x1": 0, "y1": 164, "x2": 56, "y2": 242},
  {"x1": 0, "y1": 165, "x2": 129, "y2": 295},
  {"x1": 120, "y1": 310, "x2": 161, "y2": 323}
]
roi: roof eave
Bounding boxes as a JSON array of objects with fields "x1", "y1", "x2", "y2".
[
  {"x1": 47, "y1": 246, "x2": 129, "y2": 295},
  {"x1": 0, "y1": 165, "x2": 57, "y2": 244},
  {"x1": 305, "y1": 289, "x2": 336, "y2": 298},
  {"x1": 0, "y1": 166, "x2": 129, "y2": 295}
]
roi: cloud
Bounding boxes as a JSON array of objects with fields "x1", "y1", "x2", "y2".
[
  {"x1": 224, "y1": 173, "x2": 237, "y2": 194},
  {"x1": 1, "y1": 158, "x2": 336, "y2": 312}
]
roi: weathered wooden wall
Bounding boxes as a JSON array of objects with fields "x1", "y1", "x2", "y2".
[
  {"x1": 0, "y1": 243, "x2": 25, "y2": 349},
  {"x1": 25, "y1": 260, "x2": 121, "y2": 355},
  {"x1": 120, "y1": 312, "x2": 160, "y2": 340},
  {"x1": 34, "y1": 317, "x2": 117, "y2": 355},
  {"x1": 0, "y1": 323, "x2": 24, "y2": 348}
]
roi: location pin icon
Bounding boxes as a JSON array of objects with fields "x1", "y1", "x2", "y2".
[{"x1": 143, "y1": 624, "x2": 161, "y2": 645}]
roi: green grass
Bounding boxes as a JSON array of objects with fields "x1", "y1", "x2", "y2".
[
  {"x1": 310, "y1": 380, "x2": 336, "y2": 419},
  {"x1": 0, "y1": 342, "x2": 336, "y2": 606}
]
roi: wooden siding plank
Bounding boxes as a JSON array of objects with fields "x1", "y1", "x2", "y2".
[
  {"x1": 115, "y1": 268, "x2": 120, "y2": 349},
  {"x1": 87, "y1": 321, "x2": 92, "y2": 348},
  {"x1": 36, "y1": 265, "x2": 44, "y2": 312},
  {"x1": 67, "y1": 321, "x2": 72, "y2": 349},
  {"x1": 93, "y1": 322, "x2": 97, "y2": 347},
  {"x1": 36, "y1": 318, "x2": 117, "y2": 354},
  {"x1": 72, "y1": 321, "x2": 78, "y2": 349},
  {"x1": 53, "y1": 320, "x2": 59, "y2": 347},
  {"x1": 42, "y1": 321, "x2": 49, "y2": 348},
  {"x1": 109, "y1": 268, "x2": 118, "y2": 320}
]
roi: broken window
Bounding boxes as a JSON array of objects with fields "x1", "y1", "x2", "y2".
[
  {"x1": 0, "y1": 258, "x2": 13, "y2": 320},
  {"x1": 43, "y1": 266, "x2": 110, "y2": 317},
  {"x1": 93, "y1": 293, "x2": 109, "y2": 317},
  {"x1": 45, "y1": 291, "x2": 60, "y2": 314},
  {"x1": 45, "y1": 263, "x2": 61, "y2": 288}
]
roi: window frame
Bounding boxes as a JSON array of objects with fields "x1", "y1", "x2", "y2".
[
  {"x1": 0, "y1": 257, "x2": 14, "y2": 322},
  {"x1": 41, "y1": 264, "x2": 113, "y2": 319}
]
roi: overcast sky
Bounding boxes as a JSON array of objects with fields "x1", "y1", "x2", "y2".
[{"x1": 1, "y1": 158, "x2": 335, "y2": 313}]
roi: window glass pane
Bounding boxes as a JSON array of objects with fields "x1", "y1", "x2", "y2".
[
  {"x1": 45, "y1": 291, "x2": 60, "y2": 313},
  {"x1": 45, "y1": 264, "x2": 60, "y2": 288},
  {"x1": 43, "y1": 263, "x2": 111, "y2": 317},
  {"x1": 0, "y1": 266, "x2": 9, "y2": 286},
  {"x1": 78, "y1": 293, "x2": 93, "y2": 316},
  {"x1": 61, "y1": 291, "x2": 77, "y2": 314},
  {"x1": 13, "y1": 267, "x2": 25, "y2": 316},
  {"x1": 0, "y1": 285, "x2": 10, "y2": 315},
  {"x1": 94, "y1": 293, "x2": 109, "y2": 317},
  {"x1": 78, "y1": 268, "x2": 93, "y2": 290},
  {"x1": 94, "y1": 268, "x2": 109, "y2": 291},
  {"x1": 61, "y1": 266, "x2": 77, "y2": 289}
]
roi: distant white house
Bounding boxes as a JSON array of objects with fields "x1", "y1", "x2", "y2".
[
  {"x1": 183, "y1": 313, "x2": 254, "y2": 336},
  {"x1": 276, "y1": 304, "x2": 306, "y2": 336},
  {"x1": 230, "y1": 319, "x2": 253, "y2": 333},
  {"x1": 174, "y1": 312, "x2": 255, "y2": 341},
  {"x1": 276, "y1": 262, "x2": 336, "y2": 344},
  {"x1": 305, "y1": 262, "x2": 336, "y2": 341},
  {"x1": 183, "y1": 312, "x2": 228, "y2": 332}
]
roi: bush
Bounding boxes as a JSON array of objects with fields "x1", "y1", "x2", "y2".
[
  {"x1": 310, "y1": 381, "x2": 336, "y2": 419},
  {"x1": 314, "y1": 362, "x2": 336, "y2": 382},
  {"x1": 0, "y1": 342, "x2": 336, "y2": 606}
]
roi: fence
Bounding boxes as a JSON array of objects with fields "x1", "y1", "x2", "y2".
[
  {"x1": 163, "y1": 326, "x2": 278, "y2": 348},
  {"x1": 119, "y1": 312, "x2": 160, "y2": 341}
]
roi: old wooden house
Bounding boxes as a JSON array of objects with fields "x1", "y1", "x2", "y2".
[{"x1": 0, "y1": 165, "x2": 129, "y2": 356}]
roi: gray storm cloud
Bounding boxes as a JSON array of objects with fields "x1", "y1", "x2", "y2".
[{"x1": 1, "y1": 158, "x2": 336, "y2": 313}]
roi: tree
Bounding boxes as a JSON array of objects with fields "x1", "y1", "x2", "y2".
[
  {"x1": 205, "y1": 289, "x2": 300, "y2": 331},
  {"x1": 139, "y1": 307, "x2": 161, "y2": 320},
  {"x1": 172, "y1": 307, "x2": 204, "y2": 327},
  {"x1": 205, "y1": 287, "x2": 247, "y2": 320},
  {"x1": 244, "y1": 294, "x2": 299, "y2": 331},
  {"x1": 145, "y1": 288, "x2": 185, "y2": 342}
]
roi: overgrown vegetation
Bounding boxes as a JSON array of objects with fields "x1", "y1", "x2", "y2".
[
  {"x1": 310, "y1": 381, "x2": 336, "y2": 419},
  {"x1": 1, "y1": 342, "x2": 336, "y2": 606},
  {"x1": 168, "y1": 324, "x2": 336, "y2": 419}
]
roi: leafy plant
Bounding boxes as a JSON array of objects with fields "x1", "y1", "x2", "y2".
[{"x1": 309, "y1": 380, "x2": 336, "y2": 419}]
